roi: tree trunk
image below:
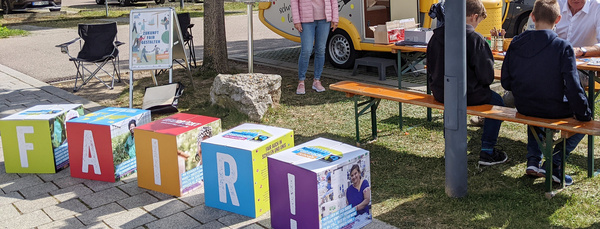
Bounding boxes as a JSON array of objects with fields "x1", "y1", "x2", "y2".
[{"x1": 203, "y1": 0, "x2": 229, "y2": 72}]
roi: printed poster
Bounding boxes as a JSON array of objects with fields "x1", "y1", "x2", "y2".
[{"x1": 129, "y1": 8, "x2": 174, "y2": 70}]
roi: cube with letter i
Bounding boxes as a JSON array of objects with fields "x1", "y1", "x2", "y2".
[
  {"x1": 0, "y1": 104, "x2": 84, "y2": 173},
  {"x1": 135, "y1": 113, "x2": 221, "y2": 197},
  {"x1": 66, "y1": 107, "x2": 151, "y2": 182},
  {"x1": 268, "y1": 138, "x2": 372, "y2": 229},
  {"x1": 202, "y1": 123, "x2": 294, "y2": 218}
]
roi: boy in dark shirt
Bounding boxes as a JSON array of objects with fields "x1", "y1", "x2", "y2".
[
  {"x1": 427, "y1": 0, "x2": 507, "y2": 166},
  {"x1": 501, "y1": 0, "x2": 591, "y2": 185}
]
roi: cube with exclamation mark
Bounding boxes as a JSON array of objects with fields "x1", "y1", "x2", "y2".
[{"x1": 268, "y1": 138, "x2": 372, "y2": 229}]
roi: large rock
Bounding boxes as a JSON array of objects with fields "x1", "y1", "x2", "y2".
[{"x1": 210, "y1": 73, "x2": 282, "y2": 121}]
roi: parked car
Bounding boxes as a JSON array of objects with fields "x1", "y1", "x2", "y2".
[
  {"x1": 1, "y1": 0, "x2": 61, "y2": 14},
  {"x1": 95, "y1": 0, "x2": 165, "y2": 7},
  {"x1": 501, "y1": 0, "x2": 534, "y2": 38}
]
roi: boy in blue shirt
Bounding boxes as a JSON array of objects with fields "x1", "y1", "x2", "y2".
[{"x1": 501, "y1": 0, "x2": 591, "y2": 185}]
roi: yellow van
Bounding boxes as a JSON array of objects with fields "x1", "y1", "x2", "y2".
[{"x1": 258, "y1": 0, "x2": 503, "y2": 68}]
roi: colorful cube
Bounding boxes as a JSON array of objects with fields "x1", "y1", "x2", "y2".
[
  {"x1": 135, "y1": 113, "x2": 221, "y2": 197},
  {"x1": 268, "y1": 138, "x2": 372, "y2": 229},
  {"x1": 66, "y1": 107, "x2": 151, "y2": 182},
  {"x1": 0, "y1": 104, "x2": 84, "y2": 173},
  {"x1": 202, "y1": 123, "x2": 294, "y2": 218}
]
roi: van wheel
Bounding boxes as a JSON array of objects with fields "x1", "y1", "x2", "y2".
[
  {"x1": 120, "y1": 0, "x2": 131, "y2": 6},
  {"x1": 1, "y1": 0, "x2": 13, "y2": 14},
  {"x1": 155, "y1": 0, "x2": 165, "y2": 4},
  {"x1": 515, "y1": 13, "x2": 530, "y2": 36},
  {"x1": 95, "y1": 0, "x2": 105, "y2": 4},
  {"x1": 326, "y1": 30, "x2": 357, "y2": 69}
]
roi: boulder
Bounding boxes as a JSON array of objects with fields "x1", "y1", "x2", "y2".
[{"x1": 210, "y1": 73, "x2": 282, "y2": 121}]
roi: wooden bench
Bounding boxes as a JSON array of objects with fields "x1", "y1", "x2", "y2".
[{"x1": 330, "y1": 80, "x2": 600, "y2": 196}]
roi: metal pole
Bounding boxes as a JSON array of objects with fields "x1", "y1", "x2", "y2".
[
  {"x1": 180, "y1": 0, "x2": 184, "y2": 9},
  {"x1": 129, "y1": 70, "x2": 133, "y2": 108},
  {"x1": 444, "y1": 0, "x2": 468, "y2": 198},
  {"x1": 247, "y1": 2, "x2": 254, "y2": 73},
  {"x1": 105, "y1": 0, "x2": 109, "y2": 17}
]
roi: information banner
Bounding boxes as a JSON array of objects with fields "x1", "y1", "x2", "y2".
[{"x1": 129, "y1": 8, "x2": 186, "y2": 70}]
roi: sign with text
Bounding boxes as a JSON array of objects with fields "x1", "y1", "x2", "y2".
[{"x1": 129, "y1": 7, "x2": 187, "y2": 70}]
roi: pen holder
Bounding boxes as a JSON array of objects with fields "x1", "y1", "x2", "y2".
[
  {"x1": 496, "y1": 37, "x2": 504, "y2": 52},
  {"x1": 490, "y1": 36, "x2": 496, "y2": 51}
]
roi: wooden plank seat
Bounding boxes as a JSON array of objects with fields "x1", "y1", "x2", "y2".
[{"x1": 330, "y1": 80, "x2": 600, "y2": 197}]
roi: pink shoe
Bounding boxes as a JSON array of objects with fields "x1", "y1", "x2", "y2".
[
  {"x1": 312, "y1": 80, "x2": 326, "y2": 92},
  {"x1": 296, "y1": 82, "x2": 305, "y2": 95}
]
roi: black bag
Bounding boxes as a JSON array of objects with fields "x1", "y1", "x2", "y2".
[{"x1": 142, "y1": 82, "x2": 185, "y2": 114}]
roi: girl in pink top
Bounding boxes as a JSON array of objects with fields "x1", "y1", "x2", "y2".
[{"x1": 291, "y1": 0, "x2": 339, "y2": 94}]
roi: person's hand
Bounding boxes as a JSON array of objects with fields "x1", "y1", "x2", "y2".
[
  {"x1": 331, "y1": 22, "x2": 338, "y2": 32},
  {"x1": 574, "y1": 47, "x2": 584, "y2": 57},
  {"x1": 294, "y1": 23, "x2": 303, "y2": 33}
]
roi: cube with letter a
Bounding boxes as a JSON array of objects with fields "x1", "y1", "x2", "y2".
[
  {"x1": 268, "y1": 138, "x2": 372, "y2": 229},
  {"x1": 202, "y1": 123, "x2": 294, "y2": 218},
  {"x1": 135, "y1": 113, "x2": 221, "y2": 197},
  {"x1": 66, "y1": 107, "x2": 151, "y2": 182},
  {"x1": 0, "y1": 104, "x2": 84, "y2": 173}
]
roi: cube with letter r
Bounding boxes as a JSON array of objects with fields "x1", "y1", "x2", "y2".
[{"x1": 202, "y1": 123, "x2": 294, "y2": 218}]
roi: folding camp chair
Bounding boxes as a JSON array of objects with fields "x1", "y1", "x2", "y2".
[
  {"x1": 56, "y1": 22, "x2": 124, "y2": 92},
  {"x1": 177, "y1": 13, "x2": 196, "y2": 68}
]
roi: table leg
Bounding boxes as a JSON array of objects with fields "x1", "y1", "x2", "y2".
[
  {"x1": 354, "y1": 97, "x2": 360, "y2": 144},
  {"x1": 397, "y1": 51, "x2": 403, "y2": 130},
  {"x1": 588, "y1": 70, "x2": 596, "y2": 177},
  {"x1": 543, "y1": 128, "x2": 554, "y2": 194}
]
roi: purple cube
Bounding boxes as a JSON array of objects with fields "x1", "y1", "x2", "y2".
[{"x1": 268, "y1": 138, "x2": 372, "y2": 229}]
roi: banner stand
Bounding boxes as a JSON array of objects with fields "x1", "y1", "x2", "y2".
[{"x1": 128, "y1": 7, "x2": 195, "y2": 108}]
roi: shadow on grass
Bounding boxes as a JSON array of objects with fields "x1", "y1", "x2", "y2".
[{"x1": 294, "y1": 130, "x2": 574, "y2": 228}]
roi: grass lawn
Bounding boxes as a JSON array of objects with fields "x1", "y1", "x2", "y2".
[
  {"x1": 0, "y1": 25, "x2": 28, "y2": 38},
  {"x1": 0, "y1": 2, "x2": 254, "y2": 28},
  {"x1": 55, "y1": 59, "x2": 600, "y2": 228},
  {"x1": 11, "y1": 3, "x2": 599, "y2": 227}
]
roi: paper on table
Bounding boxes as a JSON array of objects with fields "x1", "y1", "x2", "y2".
[{"x1": 589, "y1": 58, "x2": 600, "y2": 66}]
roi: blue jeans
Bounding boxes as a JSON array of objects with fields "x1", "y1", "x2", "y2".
[
  {"x1": 298, "y1": 19, "x2": 330, "y2": 81},
  {"x1": 526, "y1": 126, "x2": 584, "y2": 166},
  {"x1": 481, "y1": 91, "x2": 504, "y2": 149}
]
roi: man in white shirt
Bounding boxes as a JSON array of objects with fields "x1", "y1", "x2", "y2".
[{"x1": 556, "y1": 0, "x2": 600, "y2": 57}]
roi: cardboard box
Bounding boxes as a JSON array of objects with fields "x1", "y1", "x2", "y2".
[
  {"x1": 0, "y1": 104, "x2": 84, "y2": 173},
  {"x1": 372, "y1": 18, "x2": 418, "y2": 44},
  {"x1": 202, "y1": 123, "x2": 294, "y2": 218},
  {"x1": 372, "y1": 25, "x2": 389, "y2": 44},
  {"x1": 136, "y1": 113, "x2": 221, "y2": 197},
  {"x1": 66, "y1": 107, "x2": 151, "y2": 182},
  {"x1": 404, "y1": 29, "x2": 433, "y2": 44},
  {"x1": 268, "y1": 138, "x2": 372, "y2": 229}
]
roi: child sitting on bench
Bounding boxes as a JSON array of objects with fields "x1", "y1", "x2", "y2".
[
  {"x1": 501, "y1": 0, "x2": 591, "y2": 185},
  {"x1": 427, "y1": 0, "x2": 507, "y2": 166}
]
